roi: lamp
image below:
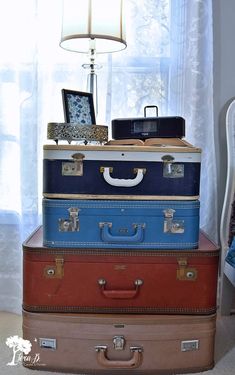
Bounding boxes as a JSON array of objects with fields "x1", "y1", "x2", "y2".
[{"x1": 60, "y1": 0, "x2": 127, "y2": 115}]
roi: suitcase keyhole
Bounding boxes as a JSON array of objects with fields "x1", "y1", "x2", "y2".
[
  {"x1": 186, "y1": 271, "x2": 195, "y2": 279},
  {"x1": 47, "y1": 269, "x2": 55, "y2": 276}
]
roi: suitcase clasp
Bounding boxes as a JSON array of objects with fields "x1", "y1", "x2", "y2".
[
  {"x1": 58, "y1": 207, "x2": 80, "y2": 232},
  {"x1": 62, "y1": 153, "x2": 85, "y2": 176},
  {"x1": 44, "y1": 258, "x2": 64, "y2": 279},
  {"x1": 162, "y1": 155, "x2": 184, "y2": 178},
  {"x1": 163, "y1": 209, "x2": 184, "y2": 234},
  {"x1": 39, "y1": 338, "x2": 57, "y2": 350},
  {"x1": 177, "y1": 258, "x2": 197, "y2": 281},
  {"x1": 113, "y1": 336, "x2": 125, "y2": 350},
  {"x1": 181, "y1": 340, "x2": 199, "y2": 351}
]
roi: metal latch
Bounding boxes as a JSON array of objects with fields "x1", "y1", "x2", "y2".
[
  {"x1": 113, "y1": 336, "x2": 125, "y2": 350},
  {"x1": 58, "y1": 207, "x2": 80, "y2": 232},
  {"x1": 181, "y1": 340, "x2": 199, "y2": 352},
  {"x1": 62, "y1": 152, "x2": 84, "y2": 176},
  {"x1": 177, "y1": 258, "x2": 197, "y2": 281},
  {"x1": 163, "y1": 209, "x2": 184, "y2": 233},
  {"x1": 39, "y1": 338, "x2": 57, "y2": 350},
  {"x1": 95, "y1": 345, "x2": 107, "y2": 352},
  {"x1": 44, "y1": 257, "x2": 64, "y2": 279},
  {"x1": 162, "y1": 155, "x2": 184, "y2": 178},
  {"x1": 100, "y1": 166, "x2": 113, "y2": 174}
]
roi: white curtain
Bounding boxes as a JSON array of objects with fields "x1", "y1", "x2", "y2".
[{"x1": 0, "y1": 0, "x2": 215, "y2": 314}]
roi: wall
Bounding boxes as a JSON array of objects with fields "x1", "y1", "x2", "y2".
[
  {"x1": 213, "y1": 0, "x2": 235, "y2": 233},
  {"x1": 213, "y1": 0, "x2": 235, "y2": 311}
]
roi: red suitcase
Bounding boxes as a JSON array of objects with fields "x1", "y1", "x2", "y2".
[
  {"x1": 22, "y1": 310, "x2": 216, "y2": 374},
  {"x1": 23, "y1": 226, "x2": 219, "y2": 314}
]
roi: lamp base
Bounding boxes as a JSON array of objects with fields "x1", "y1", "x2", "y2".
[
  {"x1": 82, "y1": 44, "x2": 102, "y2": 116},
  {"x1": 82, "y1": 65, "x2": 99, "y2": 115}
]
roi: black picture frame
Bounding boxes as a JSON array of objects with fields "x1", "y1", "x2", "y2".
[{"x1": 62, "y1": 89, "x2": 96, "y2": 125}]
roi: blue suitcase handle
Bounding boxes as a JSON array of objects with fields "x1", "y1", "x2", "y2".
[{"x1": 99, "y1": 222, "x2": 145, "y2": 243}]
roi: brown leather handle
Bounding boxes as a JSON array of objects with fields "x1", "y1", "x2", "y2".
[
  {"x1": 95, "y1": 346, "x2": 143, "y2": 369},
  {"x1": 98, "y1": 279, "x2": 143, "y2": 299}
]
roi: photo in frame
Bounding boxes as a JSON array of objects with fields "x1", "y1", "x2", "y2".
[{"x1": 62, "y1": 89, "x2": 96, "y2": 125}]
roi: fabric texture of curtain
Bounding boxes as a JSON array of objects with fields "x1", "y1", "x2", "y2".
[{"x1": 0, "y1": 0, "x2": 215, "y2": 314}]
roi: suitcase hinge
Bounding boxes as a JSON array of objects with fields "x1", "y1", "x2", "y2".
[
  {"x1": 162, "y1": 155, "x2": 184, "y2": 178},
  {"x1": 62, "y1": 153, "x2": 84, "y2": 176},
  {"x1": 58, "y1": 207, "x2": 80, "y2": 232},
  {"x1": 163, "y1": 209, "x2": 184, "y2": 234},
  {"x1": 44, "y1": 257, "x2": 64, "y2": 279},
  {"x1": 177, "y1": 258, "x2": 197, "y2": 281}
]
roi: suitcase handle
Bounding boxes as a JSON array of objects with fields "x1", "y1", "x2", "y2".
[
  {"x1": 99, "y1": 223, "x2": 145, "y2": 243},
  {"x1": 100, "y1": 167, "x2": 146, "y2": 187},
  {"x1": 95, "y1": 345, "x2": 143, "y2": 369},
  {"x1": 144, "y1": 105, "x2": 158, "y2": 117},
  {"x1": 98, "y1": 278, "x2": 143, "y2": 299}
]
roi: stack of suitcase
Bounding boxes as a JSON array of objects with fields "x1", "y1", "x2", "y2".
[{"x1": 22, "y1": 120, "x2": 219, "y2": 374}]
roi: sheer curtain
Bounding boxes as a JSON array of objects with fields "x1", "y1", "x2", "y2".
[{"x1": 0, "y1": 0, "x2": 215, "y2": 314}]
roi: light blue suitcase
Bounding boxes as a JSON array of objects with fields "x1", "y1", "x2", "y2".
[{"x1": 42, "y1": 199, "x2": 200, "y2": 249}]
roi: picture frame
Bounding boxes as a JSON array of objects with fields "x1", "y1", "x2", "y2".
[{"x1": 62, "y1": 89, "x2": 96, "y2": 125}]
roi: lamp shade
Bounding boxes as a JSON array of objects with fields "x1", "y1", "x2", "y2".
[{"x1": 60, "y1": 0, "x2": 127, "y2": 54}]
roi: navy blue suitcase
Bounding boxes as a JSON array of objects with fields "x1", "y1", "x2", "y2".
[
  {"x1": 43, "y1": 140, "x2": 201, "y2": 200},
  {"x1": 42, "y1": 199, "x2": 200, "y2": 249}
]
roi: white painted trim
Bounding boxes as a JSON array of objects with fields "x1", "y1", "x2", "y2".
[{"x1": 43, "y1": 148, "x2": 201, "y2": 163}]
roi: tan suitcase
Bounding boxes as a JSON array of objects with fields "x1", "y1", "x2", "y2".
[{"x1": 22, "y1": 310, "x2": 216, "y2": 374}]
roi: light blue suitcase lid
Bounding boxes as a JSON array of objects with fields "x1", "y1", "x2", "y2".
[{"x1": 43, "y1": 199, "x2": 200, "y2": 217}]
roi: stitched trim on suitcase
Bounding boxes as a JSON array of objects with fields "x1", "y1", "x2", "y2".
[
  {"x1": 43, "y1": 240, "x2": 199, "y2": 249},
  {"x1": 22, "y1": 304, "x2": 217, "y2": 315},
  {"x1": 43, "y1": 201, "x2": 200, "y2": 209},
  {"x1": 23, "y1": 248, "x2": 219, "y2": 257},
  {"x1": 22, "y1": 364, "x2": 214, "y2": 374}
]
